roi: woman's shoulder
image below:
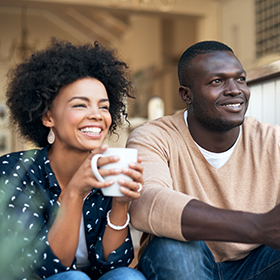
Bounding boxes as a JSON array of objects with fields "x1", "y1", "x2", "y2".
[
  {"x1": 0, "y1": 147, "x2": 48, "y2": 177},
  {"x1": 0, "y1": 148, "x2": 41, "y2": 164}
]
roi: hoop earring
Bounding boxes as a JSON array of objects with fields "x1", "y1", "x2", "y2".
[{"x1": 47, "y1": 128, "x2": 55, "y2": 144}]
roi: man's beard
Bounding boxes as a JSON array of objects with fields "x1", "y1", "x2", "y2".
[{"x1": 191, "y1": 100, "x2": 245, "y2": 132}]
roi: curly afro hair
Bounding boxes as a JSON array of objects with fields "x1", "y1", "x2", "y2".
[{"x1": 6, "y1": 38, "x2": 134, "y2": 147}]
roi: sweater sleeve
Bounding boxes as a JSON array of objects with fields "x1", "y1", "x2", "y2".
[{"x1": 126, "y1": 122, "x2": 194, "y2": 241}]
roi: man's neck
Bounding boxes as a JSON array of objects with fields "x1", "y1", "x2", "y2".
[{"x1": 187, "y1": 118, "x2": 241, "y2": 153}]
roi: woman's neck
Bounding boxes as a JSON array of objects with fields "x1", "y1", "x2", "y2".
[{"x1": 47, "y1": 144, "x2": 89, "y2": 191}]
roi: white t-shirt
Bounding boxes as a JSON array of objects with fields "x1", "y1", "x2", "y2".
[
  {"x1": 56, "y1": 200, "x2": 91, "y2": 269},
  {"x1": 76, "y1": 215, "x2": 91, "y2": 269}
]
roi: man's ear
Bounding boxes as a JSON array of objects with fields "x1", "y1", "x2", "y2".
[
  {"x1": 42, "y1": 110, "x2": 54, "y2": 128},
  {"x1": 179, "y1": 85, "x2": 192, "y2": 105}
]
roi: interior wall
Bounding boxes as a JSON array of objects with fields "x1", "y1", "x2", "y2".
[
  {"x1": 159, "y1": 17, "x2": 197, "y2": 115},
  {"x1": 114, "y1": 14, "x2": 162, "y2": 72},
  {"x1": 220, "y1": 0, "x2": 256, "y2": 71},
  {"x1": 0, "y1": 7, "x2": 84, "y2": 99}
]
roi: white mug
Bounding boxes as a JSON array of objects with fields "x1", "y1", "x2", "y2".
[{"x1": 91, "y1": 148, "x2": 138, "y2": 197}]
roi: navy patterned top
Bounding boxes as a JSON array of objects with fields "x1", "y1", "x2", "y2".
[{"x1": 0, "y1": 146, "x2": 134, "y2": 280}]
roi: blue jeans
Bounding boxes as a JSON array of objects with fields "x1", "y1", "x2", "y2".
[
  {"x1": 45, "y1": 267, "x2": 146, "y2": 280},
  {"x1": 138, "y1": 237, "x2": 280, "y2": 280}
]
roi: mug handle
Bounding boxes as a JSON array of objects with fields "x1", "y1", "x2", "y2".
[{"x1": 91, "y1": 154, "x2": 105, "y2": 182}]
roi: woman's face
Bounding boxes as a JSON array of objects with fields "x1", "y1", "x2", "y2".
[{"x1": 44, "y1": 77, "x2": 112, "y2": 152}]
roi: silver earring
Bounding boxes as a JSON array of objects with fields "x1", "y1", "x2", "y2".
[{"x1": 47, "y1": 128, "x2": 55, "y2": 144}]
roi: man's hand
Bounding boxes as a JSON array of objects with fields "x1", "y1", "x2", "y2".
[{"x1": 257, "y1": 204, "x2": 280, "y2": 250}]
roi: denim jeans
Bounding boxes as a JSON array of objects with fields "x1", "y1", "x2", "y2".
[
  {"x1": 45, "y1": 267, "x2": 146, "y2": 280},
  {"x1": 138, "y1": 237, "x2": 280, "y2": 280}
]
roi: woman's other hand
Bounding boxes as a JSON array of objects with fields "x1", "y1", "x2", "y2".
[{"x1": 113, "y1": 157, "x2": 144, "y2": 204}]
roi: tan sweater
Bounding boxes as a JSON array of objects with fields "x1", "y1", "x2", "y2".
[{"x1": 127, "y1": 110, "x2": 280, "y2": 262}]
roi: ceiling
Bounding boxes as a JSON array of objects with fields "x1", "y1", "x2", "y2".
[{"x1": 0, "y1": 0, "x2": 198, "y2": 45}]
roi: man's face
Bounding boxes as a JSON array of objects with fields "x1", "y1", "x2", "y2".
[{"x1": 187, "y1": 51, "x2": 250, "y2": 132}]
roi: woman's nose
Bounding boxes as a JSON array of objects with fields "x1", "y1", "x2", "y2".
[{"x1": 88, "y1": 107, "x2": 102, "y2": 120}]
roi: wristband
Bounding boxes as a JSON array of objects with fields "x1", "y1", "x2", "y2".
[{"x1": 106, "y1": 210, "x2": 130, "y2": 230}]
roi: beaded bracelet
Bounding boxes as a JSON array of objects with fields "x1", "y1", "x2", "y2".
[{"x1": 106, "y1": 210, "x2": 130, "y2": 230}]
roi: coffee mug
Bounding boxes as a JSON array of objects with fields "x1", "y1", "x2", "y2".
[{"x1": 91, "y1": 148, "x2": 138, "y2": 197}]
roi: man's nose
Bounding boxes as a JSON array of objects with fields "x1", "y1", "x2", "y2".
[{"x1": 224, "y1": 80, "x2": 241, "y2": 96}]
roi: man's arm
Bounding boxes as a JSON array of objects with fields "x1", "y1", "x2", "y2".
[
  {"x1": 127, "y1": 121, "x2": 194, "y2": 241},
  {"x1": 182, "y1": 199, "x2": 280, "y2": 250}
]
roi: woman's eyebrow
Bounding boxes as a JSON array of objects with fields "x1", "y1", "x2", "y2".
[
  {"x1": 68, "y1": 96, "x2": 90, "y2": 103},
  {"x1": 68, "y1": 97, "x2": 110, "y2": 103}
]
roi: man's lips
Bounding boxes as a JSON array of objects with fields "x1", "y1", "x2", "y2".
[
  {"x1": 219, "y1": 98, "x2": 246, "y2": 107},
  {"x1": 218, "y1": 98, "x2": 247, "y2": 112}
]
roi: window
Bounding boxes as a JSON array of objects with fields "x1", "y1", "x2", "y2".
[{"x1": 255, "y1": 0, "x2": 280, "y2": 58}]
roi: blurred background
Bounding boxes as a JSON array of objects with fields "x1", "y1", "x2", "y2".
[{"x1": 0, "y1": 0, "x2": 279, "y2": 153}]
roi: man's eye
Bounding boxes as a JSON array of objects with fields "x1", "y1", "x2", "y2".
[
  {"x1": 211, "y1": 79, "x2": 221, "y2": 84},
  {"x1": 237, "y1": 77, "x2": 246, "y2": 82}
]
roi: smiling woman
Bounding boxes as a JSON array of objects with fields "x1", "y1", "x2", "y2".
[
  {"x1": 42, "y1": 78, "x2": 112, "y2": 153},
  {"x1": 6, "y1": 39, "x2": 132, "y2": 147},
  {"x1": 0, "y1": 39, "x2": 146, "y2": 280}
]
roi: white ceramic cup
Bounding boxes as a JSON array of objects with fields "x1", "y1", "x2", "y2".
[{"x1": 91, "y1": 148, "x2": 138, "y2": 197}]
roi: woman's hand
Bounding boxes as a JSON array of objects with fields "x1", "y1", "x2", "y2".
[
  {"x1": 113, "y1": 157, "x2": 144, "y2": 204},
  {"x1": 67, "y1": 145, "x2": 121, "y2": 198},
  {"x1": 68, "y1": 145, "x2": 144, "y2": 204}
]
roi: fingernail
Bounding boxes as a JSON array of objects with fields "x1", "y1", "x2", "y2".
[
  {"x1": 115, "y1": 168, "x2": 122, "y2": 173},
  {"x1": 123, "y1": 168, "x2": 129, "y2": 172},
  {"x1": 101, "y1": 144, "x2": 108, "y2": 150},
  {"x1": 108, "y1": 180, "x2": 115, "y2": 185},
  {"x1": 130, "y1": 162, "x2": 136, "y2": 167},
  {"x1": 118, "y1": 179, "x2": 125, "y2": 184}
]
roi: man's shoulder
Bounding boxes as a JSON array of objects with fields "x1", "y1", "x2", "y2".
[
  {"x1": 130, "y1": 110, "x2": 185, "y2": 135},
  {"x1": 127, "y1": 111, "x2": 187, "y2": 149},
  {"x1": 243, "y1": 116, "x2": 280, "y2": 131},
  {"x1": 243, "y1": 116, "x2": 280, "y2": 141}
]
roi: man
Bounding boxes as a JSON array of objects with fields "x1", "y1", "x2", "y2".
[{"x1": 127, "y1": 41, "x2": 280, "y2": 279}]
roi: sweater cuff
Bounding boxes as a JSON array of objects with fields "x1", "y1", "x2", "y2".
[
  {"x1": 130, "y1": 185, "x2": 195, "y2": 242},
  {"x1": 150, "y1": 188, "x2": 194, "y2": 240}
]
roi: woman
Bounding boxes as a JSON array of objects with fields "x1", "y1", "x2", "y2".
[{"x1": 0, "y1": 39, "x2": 146, "y2": 280}]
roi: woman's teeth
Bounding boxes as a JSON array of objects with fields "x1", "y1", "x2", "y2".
[{"x1": 81, "y1": 127, "x2": 101, "y2": 134}]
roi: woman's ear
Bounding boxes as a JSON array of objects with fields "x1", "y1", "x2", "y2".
[
  {"x1": 179, "y1": 86, "x2": 192, "y2": 105},
  {"x1": 42, "y1": 110, "x2": 54, "y2": 128}
]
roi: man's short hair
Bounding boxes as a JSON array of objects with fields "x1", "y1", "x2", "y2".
[{"x1": 178, "y1": 41, "x2": 233, "y2": 87}]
